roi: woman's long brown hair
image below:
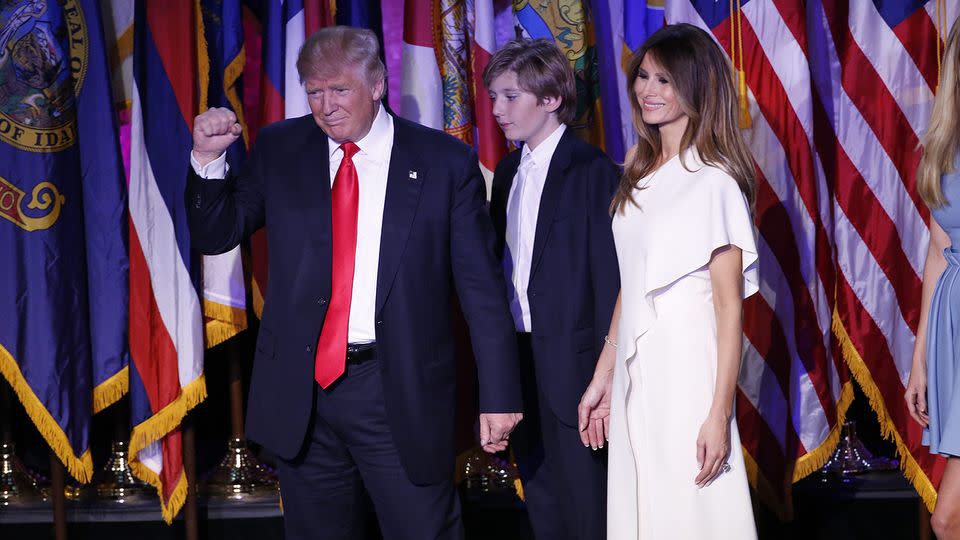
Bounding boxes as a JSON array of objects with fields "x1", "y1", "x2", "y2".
[{"x1": 612, "y1": 23, "x2": 756, "y2": 214}]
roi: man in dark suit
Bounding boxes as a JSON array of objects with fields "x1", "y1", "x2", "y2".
[
  {"x1": 484, "y1": 39, "x2": 620, "y2": 540},
  {"x1": 186, "y1": 26, "x2": 522, "y2": 540}
]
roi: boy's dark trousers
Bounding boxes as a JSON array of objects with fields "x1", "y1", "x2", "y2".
[{"x1": 511, "y1": 332, "x2": 607, "y2": 540}]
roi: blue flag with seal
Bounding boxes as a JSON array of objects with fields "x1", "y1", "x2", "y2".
[{"x1": 0, "y1": 0, "x2": 128, "y2": 481}]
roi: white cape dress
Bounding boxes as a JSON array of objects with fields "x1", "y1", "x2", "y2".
[{"x1": 607, "y1": 149, "x2": 759, "y2": 540}]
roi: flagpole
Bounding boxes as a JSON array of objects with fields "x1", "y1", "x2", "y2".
[
  {"x1": 184, "y1": 418, "x2": 199, "y2": 540},
  {"x1": 1, "y1": 380, "x2": 11, "y2": 445},
  {"x1": 49, "y1": 451, "x2": 67, "y2": 540},
  {"x1": 229, "y1": 345, "x2": 244, "y2": 440}
]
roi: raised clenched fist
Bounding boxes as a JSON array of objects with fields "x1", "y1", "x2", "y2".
[{"x1": 192, "y1": 107, "x2": 242, "y2": 166}]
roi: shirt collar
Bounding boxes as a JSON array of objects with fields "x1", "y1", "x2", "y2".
[
  {"x1": 328, "y1": 103, "x2": 393, "y2": 162},
  {"x1": 521, "y1": 123, "x2": 567, "y2": 169}
]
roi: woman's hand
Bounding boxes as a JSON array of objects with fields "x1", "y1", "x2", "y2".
[
  {"x1": 905, "y1": 363, "x2": 930, "y2": 428},
  {"x1": 578, "y1": 368, "x2": 613, "y2": 450},
  {"x1": 695, "y1": 411, "x2": 731, "y2": 488}
]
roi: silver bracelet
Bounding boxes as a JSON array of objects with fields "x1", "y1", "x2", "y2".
[{"x1": 603, "y1": 335, "x2": 618, "y2": 349}]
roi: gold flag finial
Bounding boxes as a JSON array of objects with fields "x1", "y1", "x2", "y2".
[{"x1": 729, "y1": 0, "x2": 751, "y2": 129}]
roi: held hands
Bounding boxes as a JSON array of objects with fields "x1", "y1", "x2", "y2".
[
  {"x1": 478, "y1": 412, "x2": 523, "y2": 454},
  {"x1": 905, "y1": 365, "x2": 929, "y2": 428},
  {"x1": 193, "y1": 107, "x2": 242, "y2": 166},
  {"x1": 578, "y1": 368, "x2": 612, "y2": 450},
  {"x1": 695, "y1": 411, "x2": 731, "y2": 488}
]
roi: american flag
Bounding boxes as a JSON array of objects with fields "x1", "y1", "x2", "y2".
[{"x1": 665, "y1": 0, "x2": 959, "y2": 514}]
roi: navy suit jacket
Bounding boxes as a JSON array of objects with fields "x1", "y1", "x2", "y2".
[
  {"x1": 185, "y1": 113, "x2": 522, "y2": 485},
  {"x1": 490, "y1": 129, "x2": 620, "y2": 426}
]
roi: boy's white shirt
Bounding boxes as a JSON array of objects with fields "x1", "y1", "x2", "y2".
[{"x1": 504, "y1": 122, "x2": 567, "y2": 332}]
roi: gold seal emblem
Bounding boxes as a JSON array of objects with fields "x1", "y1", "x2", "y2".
[
  {"x1": 0, "y1": 175, "x2": 65, "y2": 231},
  {"x1": 0, "y1": 0, "x2": 88, "y2": 152}
]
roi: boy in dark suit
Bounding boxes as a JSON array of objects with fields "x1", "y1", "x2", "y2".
[{"x1": 485, "y1": 38, "x2": 620, "y2": 540}]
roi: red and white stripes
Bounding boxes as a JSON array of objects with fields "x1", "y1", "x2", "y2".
[
  {"x1": 669, "y1": 0, "x2": 958, "y2": 512},
  {"x1": 668, "y1": 0, "x2": 846, "y2": 514}
]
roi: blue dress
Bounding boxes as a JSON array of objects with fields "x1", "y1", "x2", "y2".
[{"x1": 925, "y1": 158, "x2": 960, "y2": 456}]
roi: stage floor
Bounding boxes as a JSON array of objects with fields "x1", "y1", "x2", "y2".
[{"x1": 0, "y1": 471, "x2": 927, "y2": 540}]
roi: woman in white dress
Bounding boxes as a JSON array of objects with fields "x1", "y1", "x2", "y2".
[{"x1": 577, "y1": 23, "x2": 759, "y2": 539}]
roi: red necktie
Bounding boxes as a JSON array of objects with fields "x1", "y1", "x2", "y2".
[{"x1": 315, "y1": 141, "x2": 360, "y2": 388}]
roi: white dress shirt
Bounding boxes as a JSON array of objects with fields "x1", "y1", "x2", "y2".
[
  {"x1": 503, "y1": 123, "x2": 566, "y2": 332},
  {"x1": 190, "y1": 104, "x2": 395, "y2": 343}
]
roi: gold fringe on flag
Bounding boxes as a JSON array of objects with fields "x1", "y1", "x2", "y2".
[
  {"x1": 0, "y1": 344, "x2": 94, "y2": 483},
  {"x1": 196, "y1": 0, "x2": 210, "y2": 113},
  {"x1": 92, "y1": 365, "x2": 130, "y2": 414},
  {"x1": 129, "y1": 461, "x2": 189, "y2": 524},
  {"x1": 128, "y1": 375, "x2": 208, "y2": 471},
  {"x1": 832, "y1": 306, "x2": 939, "y2": 512},
  {"x1": 738, "y1": 372, "x2": 853, "y2": 520},
  {"x1": 204, "y1": 299, "x2": 249, "y2": 349},
  {"x1": 128, "y1": 374, "x2": 208, "y2": 523},
  {"x1": 792, "y1": 378, "x2": 854, "y2": 481}
]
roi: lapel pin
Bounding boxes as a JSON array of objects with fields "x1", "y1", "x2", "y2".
[{"x1": 409, "y1": 170, "x2": 418, "y2": 180}]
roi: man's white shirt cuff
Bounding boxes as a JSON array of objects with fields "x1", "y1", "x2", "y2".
[{"x1": 190, "y1": 151, "x2": 229, "y2": 179}]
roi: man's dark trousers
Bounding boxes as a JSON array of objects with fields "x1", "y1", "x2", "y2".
[{"x1": 275, "y1": 348, "x2": 464, "y2": 540}]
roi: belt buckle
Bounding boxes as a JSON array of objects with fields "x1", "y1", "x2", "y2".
[{"x1": 346, "y1": 342, "x2": 374, "y2": 363}]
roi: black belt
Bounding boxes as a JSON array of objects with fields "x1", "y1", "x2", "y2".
[
  {"x1": 515, "y1": 332, "x2": 532, "y2": 358},
  {"x1": 346, "y1": 342, "x2": 377, "y2": 365}
]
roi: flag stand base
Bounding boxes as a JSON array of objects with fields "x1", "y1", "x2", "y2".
[
  {"x1": 88, "y1": 440, "x2": 152, "y2": 502},
  {"x1": 820, "y1": 420, "x2": 898, "y2": 475},
  {"x1": 0, "y1": 443, "x2": 48, "y2": 506},
  {"x1": 200, "y1": 438, "x2": 277, "y2": 499}
]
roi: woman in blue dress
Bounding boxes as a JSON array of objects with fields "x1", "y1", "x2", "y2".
[{"x1": 905, "y1": 17, "x2": 960, "y2": 540}]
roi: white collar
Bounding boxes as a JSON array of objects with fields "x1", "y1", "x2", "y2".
[
  {"x1": 327, "y1": 103, "x2": 393, "y2": 162},
  {"x1": 521, "y1": 123, "x2": 567, "y2": 169}
]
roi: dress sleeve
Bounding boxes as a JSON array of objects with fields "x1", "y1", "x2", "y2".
[
  {"x1": 643, "y1": 169, "x2": 759, "y2": 300},
  {"x1": 614, "y1": 166, "x2": 760, "y2": 387}
]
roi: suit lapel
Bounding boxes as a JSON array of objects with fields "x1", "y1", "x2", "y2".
[
  {"x1": 529, "y1": 130, "x2": 574, "y2": 280},
  {"x1": 375, "y1": 119, "x2": 425, "y2": 316},
  {"x1": 491, "y1": 151, "x2": 521, "y2": 255},
  {"x1": 295, "y1": 123, "x2": 333, "y2": 268}
]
